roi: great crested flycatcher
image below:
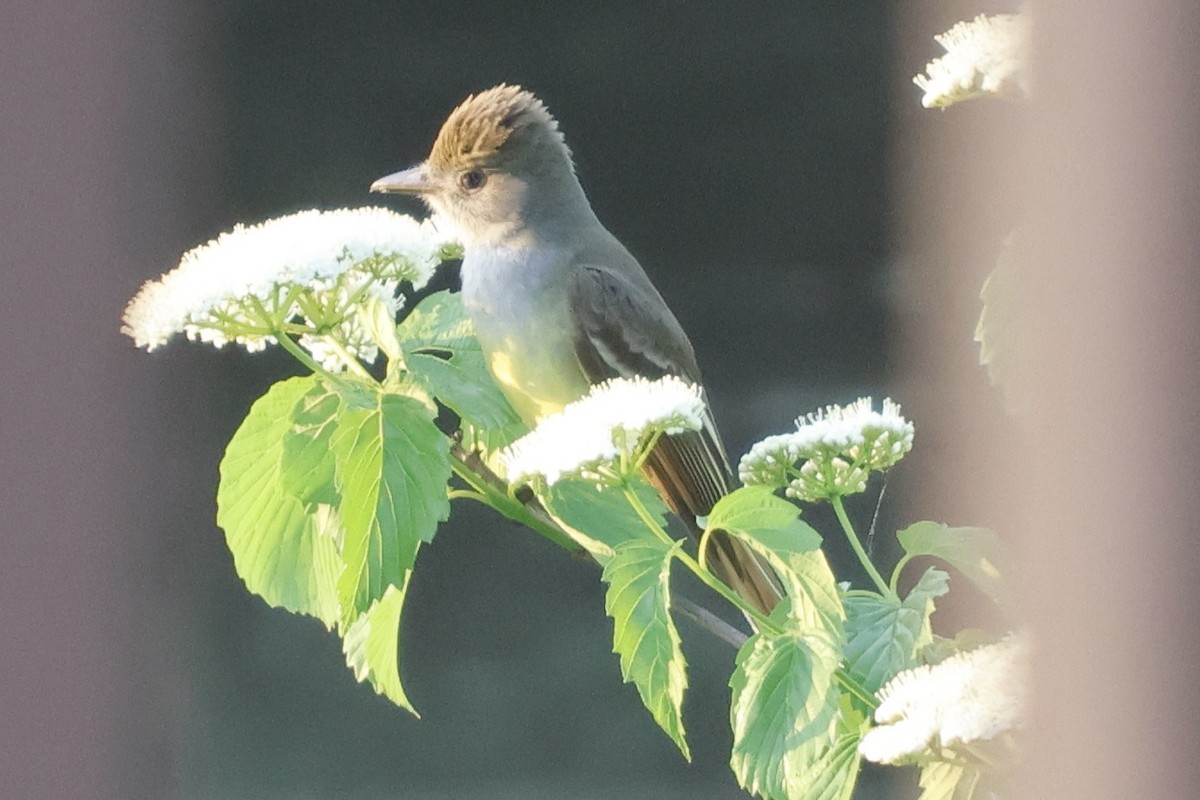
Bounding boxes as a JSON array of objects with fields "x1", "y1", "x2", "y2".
[{"x1": 371, "y1": 84, "x2": 781, "y2": 616}]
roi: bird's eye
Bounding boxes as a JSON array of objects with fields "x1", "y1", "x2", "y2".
[{"x1": 459, "y1": 169, "x2": 487, "y2": 192}]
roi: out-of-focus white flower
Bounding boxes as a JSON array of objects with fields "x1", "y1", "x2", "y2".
[
  {"x1": 914, "y1": 12, "x2": 1031, "y2": 109},
  {"x1": 121, "y1": 208, "x2": 453, "y2": 366},
  {"x1": 501, "y1": 376, "x2": 706, "y2": 486},
  {"x1": 859, "y1": 635, "x2": 1028, "y2": 764},
  {"x1": 739, "y1": 398, "x2": 913, "y2": 502}
]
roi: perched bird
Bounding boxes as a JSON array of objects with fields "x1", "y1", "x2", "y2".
[{"x1": 371, "y1": 84, "x2": 781, "y2": 617}]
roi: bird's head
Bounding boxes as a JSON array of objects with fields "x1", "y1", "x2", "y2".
[{"x1": 371, "y1": 84, "x2": 588, "y2": 246}]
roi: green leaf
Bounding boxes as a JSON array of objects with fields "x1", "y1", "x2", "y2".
[
  {"x1": 397, "y1": 290, "x2": 526, "y2": 448},
  {"x1": 216, "y1": 376, "x2": 342, "y2": 628},
  {"x1": 342, "y1": 581, "x2": 418, "y2": 715},
  {"x1": 280, "y1": 378, "x2": 342, "y2": 508},
  {"x1": 709, "y1": 487, "x2": 844, "y2": 635},
  {"x1": 788, "y1": 706, "x2": 868, "y2": 800},
  {"x1": 333, "y1": 391, "x2": 451, "y2": 618},
  {"x1": 602, "y1": 539, "x2": 690, "y2": 759},
  {"x1": 843, "y1": 568, "x2": 950, "y2": 693},
  {"x1": 917, "y1": 760, "x2": 982, "y2": 800},
  {"x1": 897, "y1": 521, "x2": 1003, "y2": 602},
  {"x1": 729, "y1": 617, "x2": 842, "y2": 800},
  {"x1": 706, "y1": 486, "x2": 823, "y2": 554},
  {"x1": 541, "y1": 477, "x2": 667, "y2": 564}
]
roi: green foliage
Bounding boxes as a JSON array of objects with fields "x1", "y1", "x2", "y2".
[
  {"x1": 280, "y1": 379, "x2": 342, "y2": 508},
  {"x1": 602, "y1": 539, "x2": 690, "y2": 758},
  {"x1": 897, "y1": 521, "x2": 1003, "y2": 602},
  {"x1": 844, "y1": 567, "x2": 949, "y2": 693},
  {"x1": 217, "y1": 376, "x2": 342, "y2": 628},
  {"x1": 397, "y1": 290, "x2": 526, "y2": 450},
  {"x1": 217, "y1": 371, "x2": 453, "y2": 716},
  {"x1": 331, "y1": 391, "x2": 450, "y2": 618},
  {"x1": 709, "y1": 487, "x2": 844, "y2": 635},
  {"x1": 343, "y1": 582, "x2": 418, "y2": 715},
  {"x1": 196, "y1": 269, "x2": 1013, "y2": 797},
  {"x1": 729, "y1": 608, "x2": 843, "y2": 800},
  {"x1": 788, "y1": 705, "x2": 868, "y2": 800},
  {"x1": 541, "y1": 477, "x2": 667, "y2": 563}
]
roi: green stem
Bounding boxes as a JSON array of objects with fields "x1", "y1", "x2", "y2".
[
  {"x1": 277, "y1": 334, "x2": 337, "y2": 380},
  {"x1": 836, "y1": 669, "x2": 879, "y2": 710},
  {"x1": 620, "y1": 484, "x2": 677, "y2": 548},
  {"x1": 890, "y1": 553, "x2": 915, "y2": 596},
  {"x1": 621, "y1": 484, "x2": 776, "y2": 625},
  {"x1": 831, "y1": 495, "x2": 895, "y2": 600},
  {"x1": 449, "y1": 449, "x2": 577, "y2": 551},
  {"x1": 620, "y1": 484, "x2": 780, "y2": 633},
  {"x1": 324, "y1": 338, "x2": 374, "y2": 381}
]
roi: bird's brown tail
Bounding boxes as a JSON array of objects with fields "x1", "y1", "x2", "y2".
[{"x1": 642, "y1": 428, "x2": 784, "y2": 621}]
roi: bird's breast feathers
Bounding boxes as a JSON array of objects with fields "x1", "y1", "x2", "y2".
[{"x1": 460, "y1": 243, "x2": 590, "y2": 422}]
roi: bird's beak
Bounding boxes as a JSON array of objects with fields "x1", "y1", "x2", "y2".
[{"x1": 370, "y1": 164, "x2": 437, "y2": 195}]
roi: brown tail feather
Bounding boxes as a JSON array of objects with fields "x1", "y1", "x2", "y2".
[{"x1": 642, "y1": 429, "x2": 783, "y2": 621}]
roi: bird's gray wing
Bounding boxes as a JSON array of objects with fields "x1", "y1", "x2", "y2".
[
  {"x1": 568, "y1": 264, "x2": 783, "y2": 617},
  {"x1": 568, "y1": 264, "x2": 731, "y2": 509},
  {"x1": 568, "y1": 263, "x2": 702, "y2": 385}
]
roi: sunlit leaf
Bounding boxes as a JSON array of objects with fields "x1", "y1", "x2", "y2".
[
  {"x1": 729, "y1": 611, "x2": 841, "y2": 800},
  {"x1": 602, "y1": 539, "x2": 690, "y2": 759},
  {"x1": 216, "y1": 376, "x2": 342, "y2": 628},
  {"x1": 333, "y1": 391, "x2": 450, "y2": 618},
  {"x1": 843, "y1": 568, "x2": 949, "y2": 693},
  {"x1": 542, "y1": 477, "x2": 666, "y2": 564},
  {"x1": 397, "y1": 290, "x2": 526, "y2": 450},
  {"x1": 897, "y1": 522, "x2": 1003, "y2": 602},
  {"x1": 709, "y1": 487, "x2": 843, "y2": 635},
  {"x1": 342, "y1": 581, "x2": 418, "y2": 715},
  {"x1": 280, "y1": 378, "x2": 342, "y2": 508}
]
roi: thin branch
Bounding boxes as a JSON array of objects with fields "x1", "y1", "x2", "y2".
[{"x1": 672, "y1": 596, "x2": 749, "y2": 648}]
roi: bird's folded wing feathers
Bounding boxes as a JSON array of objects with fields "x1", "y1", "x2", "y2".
[
  {"x1": 567, "y1": 264, "x2": 732, "y2": 513},
  {"x1": 567, "y1": 264, "x2": 783, "y2": 617}
]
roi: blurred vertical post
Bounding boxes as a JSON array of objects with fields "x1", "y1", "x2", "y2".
[
  {"x1": 898, "y1": 2, "x2": 1200, "y2": 798},
  {"x1": 0, "y1": 3, "x2": 215, "y2": 798},
  {"x1": 1017, "y1": 2, "x2": 1200, "y2": 797}
]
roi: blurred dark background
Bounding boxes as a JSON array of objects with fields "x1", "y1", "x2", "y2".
[{"x1": 2, "y1": 2, "x2": 1019, "y2": 798}]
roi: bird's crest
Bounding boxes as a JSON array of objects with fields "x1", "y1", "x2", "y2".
[{"x1": 428, "y1": 84, "x2": 568, "y2": 170}]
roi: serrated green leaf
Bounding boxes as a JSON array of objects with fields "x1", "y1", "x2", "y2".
[
  {"x1": 541, "y1": 477, "x2": 667, "y2": 564},
  {"x1": 706, "y1": 486, "x2": 823, "y2": 554},
  {"x1": 897, "y1": 521, "x2": 1003, "y2": 602},
  {"x1": 280, "y1": 378, "x2": 342, "y2": 508},
  {"x1": 844, "y1": 568, "x2": 950, "y2": 693},
  {"x1": 333, "y1": 391, "x2": 451, "y2": 618},
  {"x1": 709, "y1": 487, "x2": 843, "y2": 635},
  {"x1": 729, "y1": 617, "x2": 842, "y2": 800},
  {"x1": 602, "y1": 538, "x2": 690, "y2": 759},
  {"x1": 917, "y1": 760, "x2": 982, "y2": 800},
  {"x1": 397, "y1": 291, "x2": 526, "y2": 450},
  {"x1": 216, "y1": 376, "x2": 342, "y2": 628},
  {"x1": 342, "y1": 580, "x2": 418, "y2": 715},
  {"x1": 789, "y1": 711, "x2": 868, "y2": 800}
]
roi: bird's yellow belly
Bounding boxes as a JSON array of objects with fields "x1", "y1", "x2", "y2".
[{"x1": 485, "y1": 336, "x2": 590, "y2": 424}]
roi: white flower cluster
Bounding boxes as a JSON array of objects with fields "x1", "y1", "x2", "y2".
[
  {"x1": 501, "y1": 376, "x2": 706, "y2": 486},
  {"x1": 738, "y1": 398, "x2": 913, "y2": 502},
  {"x1": 121, "y1": 208, "x2": 453, "y2": 369},
  {"x1": 914, "y1": 12, "x2": 1031, "y2": 109},
  {"x1": 859, "y1": 635, "x2": 1028, "y2": 764}
]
